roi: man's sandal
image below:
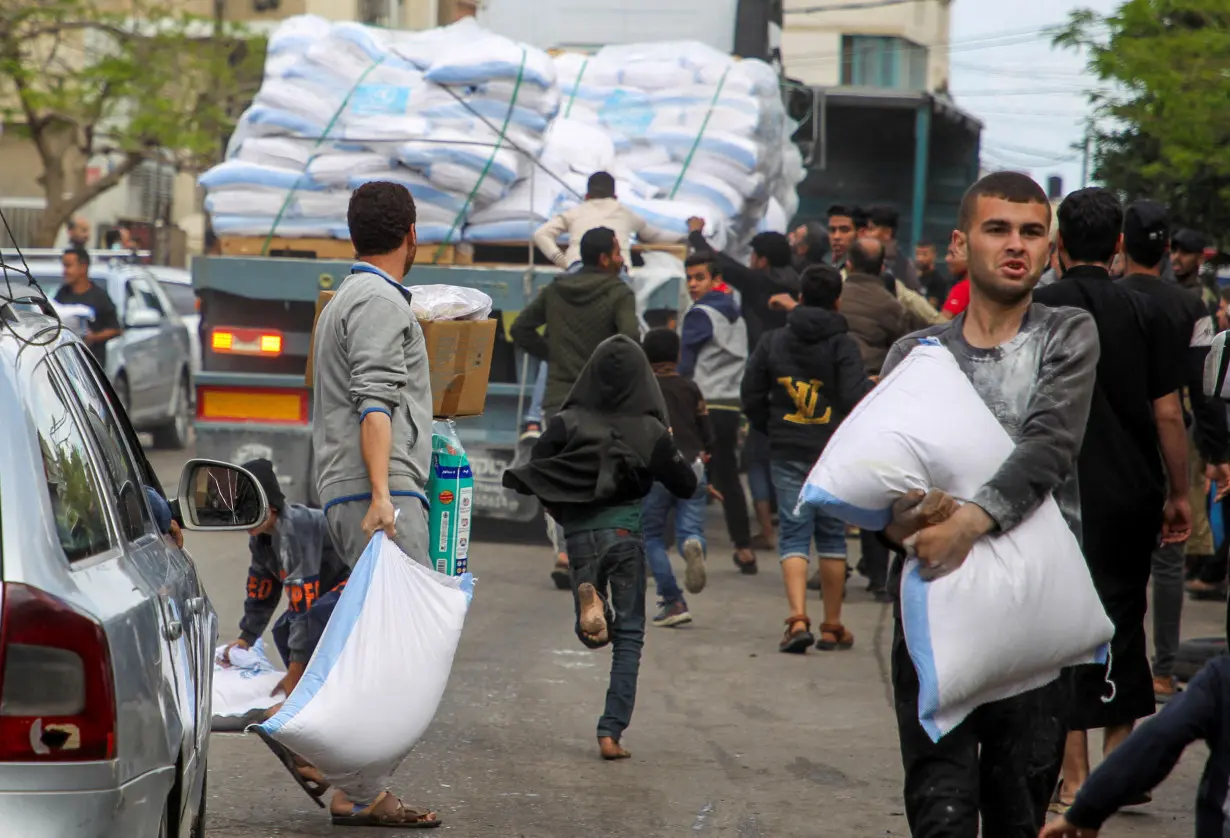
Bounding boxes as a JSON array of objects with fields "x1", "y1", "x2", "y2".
[
  {"x1": 816, "y1": 623, "x2": 854, "y2": 651},
  {"x1": 331, "y1": 792, "x2": 442, "y2": 828},
  {"x1": 780, "y1": 615, "x2": 814, "y2": 654}
]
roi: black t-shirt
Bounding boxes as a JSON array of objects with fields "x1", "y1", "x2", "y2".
[
  {"x1": 1034, "y1": 267, "x2": 1177, "y2": 547},
  {"x1": 55, "y1": 281, "x2": 120, "y2": 366},
  {"x1": 919, "y1": 269, "x2": 951, "y2": 306}
]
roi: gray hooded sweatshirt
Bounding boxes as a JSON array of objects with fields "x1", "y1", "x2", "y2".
[{"x1": 311, "y1": 262, "x2": 432, "y2": 512}]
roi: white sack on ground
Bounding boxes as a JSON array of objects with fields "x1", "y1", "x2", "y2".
[
  {"x1": 256, "y1": 532, "x2": 475, "y2": 798},
  {"x1": 799, "y1": 343, "x2": 1113, "y2": 742},
  {"x1": 212, "y1": 639, "x2": 284, "y2": 728}
]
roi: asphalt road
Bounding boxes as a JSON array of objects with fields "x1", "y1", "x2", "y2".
[{"x1": 150, "y1": 444, "x2": 1213, "y2": 838}]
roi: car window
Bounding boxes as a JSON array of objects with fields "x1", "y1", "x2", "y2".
[
  {"x1": 27, "y1": 361, "x2": 116, "y2": 562},
  {"x1": 126, "y1": 276, "x2": 164, "y2": 317},
  {"x1": 56, "y1": 346, "x2": 155, "y2": 543},
  {"x1": 158, "y1": 280, "x2": 197, "y2": 318}
]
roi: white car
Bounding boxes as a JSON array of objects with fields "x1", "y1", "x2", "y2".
[{"x1": 146, "y1": 266, "x2": 201, "y2": 377}]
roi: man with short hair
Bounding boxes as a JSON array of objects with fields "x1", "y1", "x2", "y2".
[
  {"x1": 826, "y1": 205, "x2": 857, "y2": 269},
  {"x1": 679, "y1": 253, "x2": 756, "y2": 568},
  {"x1": 1034, "y1": 188, "x2": 1191, "y2": 810},
  {"x1": 66, "y1": 216, "x2": 91, "y2": 249},
  {"x1": 880, "y1": 171, "x2": 1099, "y2": 836},
  {"x1": 1118, "y1": 203, "x2": 1230, "y2": 701},
  {"x1": 533, "y1": 170, "x2": 672, "y2": 270},
  {"x1": 788, "y1": 221, "x2": 830, "y2": 272},
  {"x1": 866, "y1": 205, "x2": 921, "y2": 292},
  {"x1": 1172, "y1": 228, "x2": 1216, "y2": 314},
  {"x1": 54, "y1": 248, "x2": 121, "y2": 366},
  {"x1": 308, "y1": 180, "x2": 441, "y2": 828},
  {"x1": 914, "y1": 240, "x2": 948, "y2": 308},
  {"x1": 512, "y1": 226, "x2": 641, "y2": 586}
]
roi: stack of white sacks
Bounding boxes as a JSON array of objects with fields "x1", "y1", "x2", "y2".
[{"x1": 200, "y1": 15, "x2": 804, "y2": 251}]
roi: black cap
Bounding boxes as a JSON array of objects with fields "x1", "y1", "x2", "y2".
[
  {"x1": 1123, "y1": 200, "x2": 1169, "y2": 249},
  {"x1": 1173, "y1": 228, "x2": 1208, "y2": 254},
  {"x1": 241, "y1": 458, "x2": 285, "y2": 514}
]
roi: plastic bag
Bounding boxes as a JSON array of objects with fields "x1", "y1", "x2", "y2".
[
  {"x1": 428, "y1": 420, "x2": 474, "y2": 576},
  {"x1": 801, "y1": 343, "x2": 1113, "y2": 741},
  {"x1": 256, "y1": 532, "x2": 475, "y2": 799},
  {"x1": 407, "y1": 284, "x2": 493, "y2": 321},
  {"x1": 211, "y1": 639, "x2": 285, "y2": 730}
]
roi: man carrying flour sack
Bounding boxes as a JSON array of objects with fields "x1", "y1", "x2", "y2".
[
  {"x1": 878, "y1": 172, "x2": 1099, "y2": 838},
  {"x1": 298, "y1": 180, "x2": 440, "y2": 828}
]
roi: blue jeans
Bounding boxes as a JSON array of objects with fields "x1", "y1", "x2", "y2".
[
  {"x1": 565, "y1": 527, "x2": 646, "y2": 740},
  {"x1": 771, "y1": 459, "x2": 847, "y2": 561},
  {"x1": 641, "y1": 479, "x2": 707, "y2": 605},
  {"x1": 524, "y1": 359, "x2": 549, "y2": 424},
  {"x1": 744, "y1": 429, "x2": 775, "y2": 504},
  {"x1": 271, "y1": 586, "x2": 343, "y2": 668}
]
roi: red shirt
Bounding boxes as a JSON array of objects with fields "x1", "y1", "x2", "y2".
[{"x1": 943, "y1": 278, "x2": 970, "y2": 316}]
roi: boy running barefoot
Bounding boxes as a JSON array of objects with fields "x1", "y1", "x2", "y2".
[{"x1": 504, "y1": 336, "x2": 698, "y2": 759}]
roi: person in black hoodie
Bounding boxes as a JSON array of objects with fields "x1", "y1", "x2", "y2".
[
  {"x1": 742, "y1": 264, "x2": 873, "y2": 654},
  {"x1": 503, "y1": 335, "x2": 698, "y2": 760}
]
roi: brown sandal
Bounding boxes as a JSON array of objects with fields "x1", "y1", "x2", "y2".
[
  {"x1": 816, "y1": 622, "x2": 854, "y2": 651},
  {"x1": 331, "y1": 792, "x2": 442, "y2": 828},
  {"x1": 779, "y1": 615, "x2": 814, "y2": 654}
]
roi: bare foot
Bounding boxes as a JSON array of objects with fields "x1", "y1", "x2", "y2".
[
  {"x1": 577, "y1": 582, "x2": 608, "y2": 644},
  {"x1": 598, "y1": 736, "x2": 631, "y2": 760}
]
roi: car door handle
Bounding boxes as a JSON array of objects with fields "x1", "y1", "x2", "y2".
[
  {"x1": 186, "y1": 597, "x2": 205, "y2": 616},
  {"x1": 164, "y1": 620, "x2": 183, "y2": 641}
]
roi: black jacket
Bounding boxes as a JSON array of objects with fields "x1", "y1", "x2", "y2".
[
  {"x1": 503, "y1": 335, "x2": 698, "y2": 507},
  {"x1": 741, "y1": 306, "x2": 873, "y2": 463},
  {"x1": 653, "y1": 363, "x2": 715, "y2": 463},
  {"x1": 688, "y1": 229, "x2": 799, "y2": 350},
  {"x1": 1066, "y1": 656, "x2": 1230, "y2": 838}
]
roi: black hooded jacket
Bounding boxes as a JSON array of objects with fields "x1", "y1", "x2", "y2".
[
  {"x1": 687, "y1": 229, "x2": 800, "y2": 350},
  {"x1": 741, "y1": 306, "x2": 873, "y2": 463},
  {"x1": 503, "y1": 336, "x2": 698, "y2": 534}
]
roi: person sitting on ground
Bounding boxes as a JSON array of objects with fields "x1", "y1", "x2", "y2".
[
  {"x1": 741, "y1": 264, "x2": 873, "y2": 654},
  {"x1": 503, "y1": 335, "x2": 698, "y2": 761},
  {"x1": 1040, "y1": 655, "x2": 1230, "y2": 838},
  {"x1": 533, "y1": 170, "x2": 675, "y2": 271},
  {"x1": 641, "y1": 328, "x2": 716, "y2": 628}
]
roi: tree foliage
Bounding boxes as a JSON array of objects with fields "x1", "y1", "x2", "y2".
[
  {"x1": 1056, "y1": 1, "x2": 1230, "y2": 241},
  {"x1": 0, "y1": 0, "x2": 264, "y2": 245}
]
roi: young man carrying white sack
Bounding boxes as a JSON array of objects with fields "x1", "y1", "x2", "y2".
[{"x1": 879, "y1": 172, "x2": 1099, "y2": 838}]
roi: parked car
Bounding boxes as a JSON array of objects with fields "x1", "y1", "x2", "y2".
[
  {"x1": 16, "y1": 255, "x2": 194, "y2": 449},
  {"x1": 0, "y1": 293, "x2": 269, "y2": 837},
  {"x1": 146, "y1": 266, "x2": 201, "y2": 377}
]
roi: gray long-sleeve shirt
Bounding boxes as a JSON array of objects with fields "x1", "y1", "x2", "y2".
[
  {"x1": 881, "y1": 303, "x2": 1099, "y2": 536},
  {"x1": 311, "y1": 263, "x2": 433, "y2": 513}
]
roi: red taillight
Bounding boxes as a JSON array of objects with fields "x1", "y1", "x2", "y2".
[
  {"x1": 0, "y1": 584, "x2": 116, "y2": 761},
  {"x1": 210, "y1": 326, "x2": 283, "y2": 357}
]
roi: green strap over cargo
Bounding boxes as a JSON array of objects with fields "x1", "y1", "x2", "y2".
[
  {"x1": 562, "y1": 58, "x2": 588, "y2": 119},
  {"x1": 433, "y1": 48, "x2": 528, "y2": 264},
  {"x1": 261, "y1": 55, "x2": 388, "y2": 256},
  {"x1": 669, "y1": 65, "x2": 731, "y2": 200}
]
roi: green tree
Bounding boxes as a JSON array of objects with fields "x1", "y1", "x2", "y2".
[
  {"x1": 1057, "y1": 1, "x2": 1230, "y2": 241},
  {"x1": 0, "y1": 0, "x2": 264, "y2": 246}
]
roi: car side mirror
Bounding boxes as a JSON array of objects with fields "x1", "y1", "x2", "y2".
[
  {"x1": 176, "y1": 458, "x2": 268, "y2": 531},
  {"x1": 126, "y1": 308, "x2": 162, "y2": 329}
]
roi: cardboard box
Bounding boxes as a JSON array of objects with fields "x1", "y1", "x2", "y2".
[{"x1": 305, "y1": 290, "x2": 497, "y2": 418}]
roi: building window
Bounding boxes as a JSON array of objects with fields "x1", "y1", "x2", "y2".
[{"x1": 840, "y1": 35, "x2": 927, "y2": 91}]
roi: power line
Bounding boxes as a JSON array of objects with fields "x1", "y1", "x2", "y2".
[{"x1": 786, "y1": 0, "x2": 924, "y2": 13}]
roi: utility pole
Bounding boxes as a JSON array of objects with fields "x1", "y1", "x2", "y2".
[{"x1": 1079, "y1": 120, "x2": 1092, "y2": 188}]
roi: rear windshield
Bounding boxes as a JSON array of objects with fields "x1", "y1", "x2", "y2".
[{"x1": 159, "y1": 281, "x2": 197, "y2": 317}]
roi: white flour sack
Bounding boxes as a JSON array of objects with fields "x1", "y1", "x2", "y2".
[
  {"x1": 800, "y1": 342, "x2": 1113, "y2": 741},
  {"x1": 256, "y1": 532, "x2": 475, "y2": 795}
]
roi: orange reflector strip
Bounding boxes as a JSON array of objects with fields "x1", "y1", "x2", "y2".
[
  {"x1": 197, "y1": 387, "x2": 307, "y2": 424},
  {"x1": 210, "y1": 327, "x2": 284, "y2": 357}
]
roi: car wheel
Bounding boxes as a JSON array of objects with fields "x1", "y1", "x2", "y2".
[{"x1": 153, "y1": 375, "x2": 191, "y2": 450}]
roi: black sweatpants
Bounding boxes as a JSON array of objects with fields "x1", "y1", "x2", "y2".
[
  {"x1": 892, "y1": 620, "x2": 1065, "y2": 837},
  {"x1": 708, "y1": 408, "x2": 752, "y2": 550}
]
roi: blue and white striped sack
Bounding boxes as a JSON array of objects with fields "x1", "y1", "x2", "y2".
[
  {"x1": 256, "y1": 530, "x2": 475, "y2": 799},
  {"x1": 800, "y1": 342, "x2": 1112, "y2": 742}
]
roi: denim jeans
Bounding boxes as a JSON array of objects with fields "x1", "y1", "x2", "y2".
[
  {"x1": 771, "y1": 458, "x2": 847, "y2": 561},
  {"x1": 744, "y1": 428, "x2": 775, "y2": 504},
  {"x1": 641, "y1": 479, "x2": 707, "y2": 605},
  {"x1": 271, "y1": 586, "x2": 343, "y2": 668},
  {"x1": 524, "y1": 360, "x2": 549, "y2": 425},
  {"x1": 565, "y1": 527, "x2": 647, "y2": 741}
]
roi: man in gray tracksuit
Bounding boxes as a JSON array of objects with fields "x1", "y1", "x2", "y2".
[{"x1": 306, "y1": 180, "x2": 441, "y2": 829}]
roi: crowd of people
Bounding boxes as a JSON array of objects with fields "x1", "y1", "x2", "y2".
[{"x1": 208, "y1": 172, "x2": 1230, "y2": 835}]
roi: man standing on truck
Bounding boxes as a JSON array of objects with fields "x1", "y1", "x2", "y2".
[
  {"x1": 307, "y1": 180, "x2": 441, "y2": 829},
  {"x1": 511, "y1": 226, "x2": 641, "y2": 588}
]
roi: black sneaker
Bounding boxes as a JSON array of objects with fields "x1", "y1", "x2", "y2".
[{"x1": 652, "y1": 599, "x2": 692, "y2": 627}]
